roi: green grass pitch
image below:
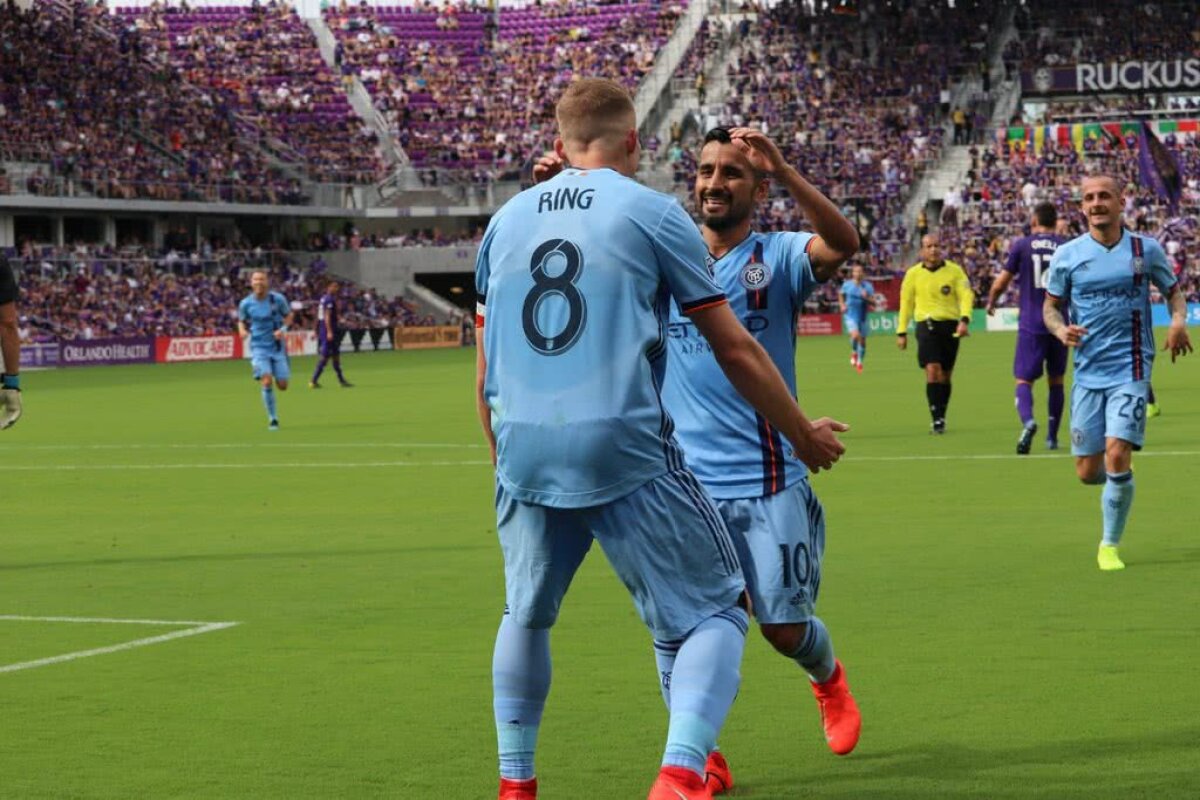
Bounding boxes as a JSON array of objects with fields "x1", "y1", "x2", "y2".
[{"x1": 2, "y1": 333, "x2": 1198, "y2": 799}]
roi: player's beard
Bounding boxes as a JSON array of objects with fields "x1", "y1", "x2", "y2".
[{"x1": 699, "y1": 190, "x2": 753, "y2": 232}]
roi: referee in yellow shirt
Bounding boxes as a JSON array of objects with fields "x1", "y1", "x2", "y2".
[{"x1": 896, "y1": 233, "x2": 974, "y2": 434}]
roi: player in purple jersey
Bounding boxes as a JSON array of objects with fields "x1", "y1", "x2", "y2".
[
  {"x1": 309, "y1": 280, "x2": 353, "y2": 389},
  {"x1": 986, "y1": 203, "x2": 1068, "y2": 453}
]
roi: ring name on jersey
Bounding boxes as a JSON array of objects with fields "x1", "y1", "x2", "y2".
[{"x1": 537, "y1": 187, "x2": 596, "y2": 214}]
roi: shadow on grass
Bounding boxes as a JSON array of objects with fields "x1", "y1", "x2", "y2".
[{"x1": 735, "y1": 724, "x2": 1200, "y2": 799}]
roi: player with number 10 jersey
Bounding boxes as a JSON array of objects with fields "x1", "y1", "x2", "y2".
[{"x1": 473, "y1": 78, "x2": 847, "y2": 800}]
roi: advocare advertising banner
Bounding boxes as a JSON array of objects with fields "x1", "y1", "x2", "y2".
[
  {"x1": 156, "y1": 335, "x2": 243, "y2": 363},
  {"x1": 1022, "y1": 59, "x2": 1200, "y2": 96},
  {"x1": 241, "y1": 330, "x2": 318, "y2": 360},
  {"x1": 59, "y1": 337, "x2": 156, "y2": 367}
]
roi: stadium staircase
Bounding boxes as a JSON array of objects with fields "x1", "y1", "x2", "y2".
[
  {"x1": 640, "y1": 13, "x2": 746, "y2": 197},
  {"x1": 631, "y1": 0, "x2": 710, "y2": 143},
  {"x1": 899, "y1": 3, "x2": 1020, "y2": 258},
  {"x1": 304, "y1": 11, "x2": 412, "y2": 184}
]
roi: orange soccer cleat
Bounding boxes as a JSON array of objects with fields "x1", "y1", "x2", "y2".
[
  {"x1": 811, "y1": 660, "x2": 862, "y2": 755},
  {"x1": 703, "y1": 750, "x2": 734, "y2": 795},
  {"x1": 498, "y1": 777, "x2": 537, "y2": 800},
  {"x1": 648, "y1": 766, "x2": 711, "y2": 800}
]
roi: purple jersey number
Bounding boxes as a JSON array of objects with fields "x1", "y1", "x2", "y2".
[{"x1": 1004, "y1": 234, "x2": 1064, "y2": 335}]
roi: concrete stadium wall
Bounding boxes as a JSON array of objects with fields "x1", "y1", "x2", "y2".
[{"x1": 321, "y1": 245, "x2": 476, "y2": 297}]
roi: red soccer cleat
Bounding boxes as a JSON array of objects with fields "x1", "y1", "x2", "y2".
[
  {"x1": 648, "y1": 765, "x2": 711, "y2": 800},
  {"x1": 704, "y1": 750, "x2": 734, "y2": 795},
  {"x1": 855, "y1": 361, "x2": 864, "y2": 374},
  {"x1": 811, "y1": 659, "x2": 862, "y2": 755},
  {"x1": 498, "y1": 777, "x2": 537, "y2": 800}
]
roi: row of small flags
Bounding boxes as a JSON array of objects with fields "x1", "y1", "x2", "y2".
[
  {"x1": 999, "y1": 120, "x2": 1189, "y2": 211},
  {"x1": 1001, "y1": 119, "x2": 1198, "y2": 155}
]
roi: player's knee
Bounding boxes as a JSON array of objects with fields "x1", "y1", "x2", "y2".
[
  {"x1": 1076, "y1": 460, "x2": 1104, "y2": 484},
  {"x1": 510, "y1": 605, "x2": 558, "y2": 630},
  {"x1": 759, "y1": 622, "x2": 806, "y2": 657}
]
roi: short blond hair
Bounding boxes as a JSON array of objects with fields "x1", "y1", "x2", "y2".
[{"x1": 555, "y1": 78, "x2": 636, "y2": 148}]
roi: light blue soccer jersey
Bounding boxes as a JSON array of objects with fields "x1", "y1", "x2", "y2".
[
  {"x1": 662, "y1": 231, "x2": 819, "y2": 499},
  {"x1": 238, "y1": 291, "x2": 290, "y2": 352},
  {"x1": 840, "y1": 279, "x2": 873, "y2": 321},
  {"x1": 475, "y1": 167, "x2": 726, "y2": 509},
  {"x1": 1046, "y1": 230, "x2": 1177, "y2": 390}
]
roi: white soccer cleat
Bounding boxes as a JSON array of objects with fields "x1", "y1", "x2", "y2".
[{"x1": 0, "y1": 388, "x2": 21, "y2": 430}]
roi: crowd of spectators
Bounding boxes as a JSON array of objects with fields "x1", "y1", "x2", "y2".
[
  {"x1": 0, "y1": 0, "x2": 302, "y2": 204},
  {"x1": 669, "y1": 0, "x2": 998, "y2": 276},
  {"x1": 323, "y1": 0, "x2": 687, "y2": 180},
  {"x1": 937, "y1": 131, "x2": 1200, "y2": 305},
  {"x1": 11, "y1": 243, "x2": 435, "y2": 342},
  {"x1": 123, "y1": 0, "x2": 386, "y2": 184},
  {"x1": 1006, "y1": 0, "x2": 1198, "y2": 73}
]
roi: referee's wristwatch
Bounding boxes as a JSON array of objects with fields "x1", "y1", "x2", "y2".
[{"x1": 960, "y1": 316, "x2": 971, "y2": 325}]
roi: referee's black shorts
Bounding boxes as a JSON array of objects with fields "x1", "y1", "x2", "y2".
[
  {"x1": 0, "y1": 256, "x2": 16, "y2": 306},
  {"x1": 916, "y1": 319, "x2": 960, "y2": 370}
]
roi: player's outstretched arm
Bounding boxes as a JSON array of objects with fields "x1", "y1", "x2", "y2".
[
  {"x1": 690, "y1": 302, "x2": 847, "y2": 473},
  {"x1": 1043, "y1": 294, "x2": 1087, "y2": 346},
  {"x1": 986, "y1": 271, "x2": 1014, "y2": 315},
  {"x1": 728, "y1": 127, "x2": 858, "y2": 281},
  {"x1": 1163, "y1": 286, "x2": 1193, "y2": 363}
]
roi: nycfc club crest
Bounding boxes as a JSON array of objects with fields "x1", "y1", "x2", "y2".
[
  {"x1": 1132, "y1": 256, "x2": 1144, "y2": 275},
  {"x1": 741, "y1": 262, "x2": 772, "y2": 290}
]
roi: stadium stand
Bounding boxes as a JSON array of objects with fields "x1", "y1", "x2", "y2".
[
  {"x1": 939, "y1": 131, "x2": 1200, "y2": 305},
  {"x1": 659, "y1": 0, "x2": 1002, "y2": 310},
  {"x1": 13, "y1": 244, "x2": 433, "y2": 341},
  {"x1": 322, "y1": 0, "x2": 688, "y2": 181},
  {"x1": 1006, "y1": 0, "x2": 1197, "y2": 73},
  {"x1": 0, "y1": 0, "x2": 303, "y2": 203},
  {"x1": 120, "y1": 0, "x2": 386, "y2": 184}
]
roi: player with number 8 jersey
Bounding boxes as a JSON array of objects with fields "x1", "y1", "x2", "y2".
[{"x1": 474, "y1": 79, "x2": 846, "y2": 800}]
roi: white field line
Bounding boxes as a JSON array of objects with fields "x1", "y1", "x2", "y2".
[
  {"x1": 7, "y1": 451, "x2": 1200, "y2": 473},
  {"x1": 3, "y1": 442, "x2": 487, "y2": 451},
  {"x1": 0, "y1": 616, "x2": 240, "y2": 674},
  {"x1": 8, "y1": 460, "x2": 492, "y2": 471}
]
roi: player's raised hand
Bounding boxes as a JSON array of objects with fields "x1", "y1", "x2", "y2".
[
  {"x1": 793, "y1": 417, "x2": 848, "y2": 474},
  {"x1": 728, "y1": 127, "x2": 786, "y2": 176},
  {"x1": 532, "y1": 152, "x2": 565, "y2": 184},
  {"x1": 1164, "y1": 324, "x2": 1193, "y2": 363},
  {"x1": 985, "y1": 301, "x2": 996, "y2": 316},
  {"x1": 1056, "y1": 324, "x2": 1088, "y2": 347}
]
